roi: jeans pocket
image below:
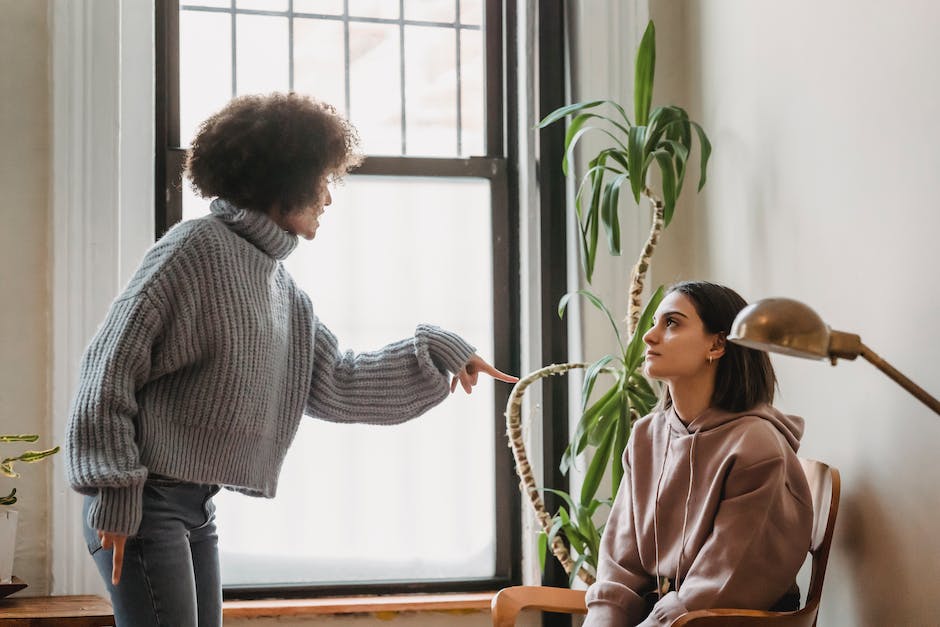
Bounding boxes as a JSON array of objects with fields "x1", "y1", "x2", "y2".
[
  {"x1": 147, "y1": 474, "x2": 184, "y2": 488},
  {"x1": 86, "y1": 532, "x2": 103, "y2": 556}
]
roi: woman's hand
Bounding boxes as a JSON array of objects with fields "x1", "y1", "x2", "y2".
[
  {"x1": 98, "y1": 531, "x2": 128, "y2": 585},
  {"x1": 450, "y1": 354, "x2": 519, "y2": 394}
]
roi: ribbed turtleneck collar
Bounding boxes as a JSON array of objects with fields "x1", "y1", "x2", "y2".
[{"x1": 209, "y1": 198, "x2": 298, "y2": 260}]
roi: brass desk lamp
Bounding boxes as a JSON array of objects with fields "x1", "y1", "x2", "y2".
[{"x1": 728, "y1": 298, "x2": 940, "y2": 416}]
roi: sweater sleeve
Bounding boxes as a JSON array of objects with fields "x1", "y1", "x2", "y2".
[
  {"x1": 638, "y1": 456, "x2": 811, "y2": 627},
  {"x1": 584, "y1": 446, "x2": 655, "y2": 626},
  {"x1": 65, "y1": 292, "x2": 164, "y2": 536},
  {"x1": 305, "y1": 321, "x2": 476, "y2": 425}
]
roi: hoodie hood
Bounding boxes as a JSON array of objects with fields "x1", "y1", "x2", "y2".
[{"x1": 666, "y1": 403, "x2": 804, "y2": 453}]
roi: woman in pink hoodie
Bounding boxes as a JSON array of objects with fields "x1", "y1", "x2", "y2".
[{"x1": 584, "y1": 281, "x2": 814, "y2": 626}]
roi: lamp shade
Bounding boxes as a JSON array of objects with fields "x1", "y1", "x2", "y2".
[{"x1": 728, "y1": 298, "x2": 831, "y2": 360}]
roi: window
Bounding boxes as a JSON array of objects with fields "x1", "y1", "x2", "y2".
[{"x1": 155, "y1": 0, "x2": 518, "y2": 595}]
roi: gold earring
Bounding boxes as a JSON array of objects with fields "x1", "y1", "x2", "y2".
[{"x1": 707, "y1": 355, "x2": 713, "y2": 364}]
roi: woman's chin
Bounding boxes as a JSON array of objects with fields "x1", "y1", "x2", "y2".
[{"x1": 643, "y1": 363, "x2": 664, "y2": 380}]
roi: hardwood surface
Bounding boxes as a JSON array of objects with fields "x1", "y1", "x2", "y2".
[
  {"x1": 0, "y1": 594, "x2": 114, "y2": 626},
  {"x1": 224, "y1": 591, "x2": 495, "y2": 618}
]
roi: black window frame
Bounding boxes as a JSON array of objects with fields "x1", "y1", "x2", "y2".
[{"x1": 155, "y1": 0, "x2": 525, "y2": 599}]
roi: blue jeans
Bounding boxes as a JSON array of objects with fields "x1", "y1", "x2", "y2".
[{"x1": 83, "y1": 477, "x2": 222, "y2": 627}]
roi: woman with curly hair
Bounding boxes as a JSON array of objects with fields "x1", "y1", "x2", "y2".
[{"x1": 65, "y1": 92, "x2": 516, "y2": 627}]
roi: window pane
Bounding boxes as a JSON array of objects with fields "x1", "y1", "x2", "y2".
[
  {"x1": 460, "y1": 28, "x2": 484, "y2": 155},
  {"x1": 348, "y1": 0, "x2": 399, "y2": 19},
  {"x1": 459, "y1": 0, "x2": 482, "y2": 26},
  {"x1": 404, "y1": 26, "x2": 457, "y2": 156},
  {"x1": 235, "y1": 14, "x2": 289, "y2": 95},
  {"x1": 294, "y1": 0, "x2": 344, "y2": 15},
  {"x1": 182, "y1": 0, "x2": 231, "y2": 8},
  {"x1": 349, "y1": 22, "x2": 401, "y2": 155},
  {"x1": 180, "y1": 10, "x2": 232, "y2": 146},
  {"x1": 236, "y1": 0, "x2": 288, "y2": 10},
  {"x1": 404, "y1": 0, "x2": 456, "y2": 23},
  {"x1": 212, "y1": 176, "x2": 496, "y2": 585},
  {"x1": 294, "y1": 18, "x2": 346, "y2": 111}
]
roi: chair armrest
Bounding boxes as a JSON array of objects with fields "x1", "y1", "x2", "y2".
[
  {"x1": 491, "y1": 586, "x2": 587, "y2": 626},
  {"x1": 672, "y1": 607, "x2": 812, "y2": 627}
]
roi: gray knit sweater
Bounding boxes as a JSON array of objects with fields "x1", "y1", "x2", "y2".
[{"x1": 66, "y1": 199, "x2": 476, "y2": 536}]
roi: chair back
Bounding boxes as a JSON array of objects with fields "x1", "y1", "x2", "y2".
[{"x1": 798, "y1": 457, "x2": 841, "y2": 623}]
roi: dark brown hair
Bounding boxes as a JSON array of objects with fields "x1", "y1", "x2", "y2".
[
  {"x1": 185, "y1": 92, "x2": 361, "y2": 214},
  {"x1": 663, "y1": 280, "x2": 777, "y2": 412}
]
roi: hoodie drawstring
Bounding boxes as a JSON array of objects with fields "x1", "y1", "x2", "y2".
[
  {"x1": 653, "y1": 426, "x2": 699, "y2": 600},
  {"x1": 652, "y1": 426, "x2": 673, "y2": 600},
  {"x1": 675, "y1": 430, "x2": 699, "y2": 591}
]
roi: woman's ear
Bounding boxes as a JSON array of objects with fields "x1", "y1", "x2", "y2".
[{"x1": 709, "y1": 332, "x2": 727, "y2": 360}]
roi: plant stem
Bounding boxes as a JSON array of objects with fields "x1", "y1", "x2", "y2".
[
  {"x1": 504, "y1": 362, "x2": 596, "y2": 585},
  {"x1": 626, "y1": 188, "x2": 665, "y2": 335}
]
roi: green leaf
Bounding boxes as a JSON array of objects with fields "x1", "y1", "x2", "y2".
[
  {"x1": 611, "y1": 409, "x2": 630, "y2": 497},
  {"x1": 0, "y1": 462, "x2": 17, "y2": 478},
  {"x1": 8, "y1": 446, "x2": 60, "y2": 464},
  {"x1": 576, "y1": 501, "x2": 601, "y2": 548},
  {"x1": 0, "y1": 488, "x2": 16, "y2": 506},
  {"x1": 562, "y1": 121, "x2": 593, "y2": 177},
  {"x1": 624, "y1": 285, "x2": 667, "y2": 369},
  {"x1": 537, "y1": 99, "x2": 607, "y2": 128},
  {"x1": 631, "y1": 373, "x2": 660, "y2": 404},
  {"x1": 586, "y1": 387, "x2": 626, "y2": 447},
  {"x1": 569, "y1": 554, "x2": 589, "y2": 587},
  {"x1": 547, "y1": 517, "x2": 566, "y2": 545},
  {"x1": 691, "y1": 121, "x2": 712, "y2": 191},
  {"x1": 580, "y1": 355, "x2": 618, "y2": 413},
  {"x1": 606, "y1": 100, "x2": 633, "y2": 128},
  {"x1": 580, "y1": 417, "x2": 618, "y2": 506},
  {"x1": 563, "y1": 383, "x2": 619, "y2": 473},
  {"x1": 537, "y1": 531, "x2": 548, "y2": 573},
  {"x1": 652, "y1": 150, "x2": 678, "y2": 226},
  {"x1": 634, "y1": 21, "x2": 656, "y2": 126},
  {"x1": 0, "y1": 435, "x2": 39, "y2": 443},
  {"x1": 566, "y1": 528, "x2": 588, "y2": 559},
  {"x1": 661, "y1": 138, "x2": 690, "y2": 195},
  {"x1": 626, "y1": 376, "x2": 658, "y2": 409},
  {"x1": 557, "y1": 505, "x2": 571, "y2": 526},
  {"x1": 562, "y1": 119, "x2": 629, "y2": 177},
  {"x1": 558, "y1": 290, "x2": 625, "y2": 356},
  {"x1": 627, "y1": 125, "x2": 648, "y2": 203},
  {"x1": 644, "y1": 106, "x2": 682, "y2": 152},
  {"x1": 543, "y1": 488, "x2": 577, "y2": 513},
  {"x1": 601, "y1": 173, "x2": 629, "y2": 255}
]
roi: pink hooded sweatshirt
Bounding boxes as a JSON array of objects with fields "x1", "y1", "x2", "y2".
[{"x1": 584, "y1": 403, "x2": 813, "y2": 626}]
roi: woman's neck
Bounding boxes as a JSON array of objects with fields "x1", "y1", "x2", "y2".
[{"x1": 668, "y1": 374, "x2": 715, "y2": 425}]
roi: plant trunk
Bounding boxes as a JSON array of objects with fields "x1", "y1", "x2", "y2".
[
  {"x1": 626, "y1": 189, "x2": 665, "y2": 336},
  {"x1": 504, "y1": 362, "x2": 596, "y2": 586}
]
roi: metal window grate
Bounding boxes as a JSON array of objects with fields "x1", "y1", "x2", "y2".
[{"x1": 180, "y1": 0, "x2": 482, "y2": 156}]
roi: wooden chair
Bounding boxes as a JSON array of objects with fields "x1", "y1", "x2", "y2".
[{"x1": 492, "y1": 458, "x2": 840, "y2": 627}]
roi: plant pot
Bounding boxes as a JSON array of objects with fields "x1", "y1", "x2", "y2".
[{"x1": 0, "y1": 509, "x2": 17, "y2": 584}]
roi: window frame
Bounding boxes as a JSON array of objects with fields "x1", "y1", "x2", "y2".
[{"x1": 154, "y1": 0, "x2": 521, "y2": 598}]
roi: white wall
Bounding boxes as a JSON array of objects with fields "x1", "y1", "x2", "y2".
[
  {"x1": 640, "y1": 1, "x2": 940, "y2": 624},
  {"x1": 0, "y1": 0, "x2": 52, "y2": 593}
]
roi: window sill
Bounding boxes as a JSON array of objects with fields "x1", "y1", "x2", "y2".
[{"x1": 222, "y1": 591, "x2": 495, "y2": 619}]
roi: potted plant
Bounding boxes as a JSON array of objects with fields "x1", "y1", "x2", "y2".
[
  {"x1": 505, "y1": 20, "x2": 711, "y2": 585},
  {"x1": 0, "y1": 434, "x2": 59, "y2": 585}
]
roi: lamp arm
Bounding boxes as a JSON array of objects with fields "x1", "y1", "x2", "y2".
[{"x1": 858, "y1": 343, "x2": 940, "y2": 416}]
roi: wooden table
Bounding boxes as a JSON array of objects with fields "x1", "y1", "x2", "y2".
[{"x1": 0, "y1": 595, "x2": 114, "y2": 626}]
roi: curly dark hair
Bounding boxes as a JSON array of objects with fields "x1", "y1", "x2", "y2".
[{"x1": 185, "y1": 92, "x2": 361, "y2": 214}]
